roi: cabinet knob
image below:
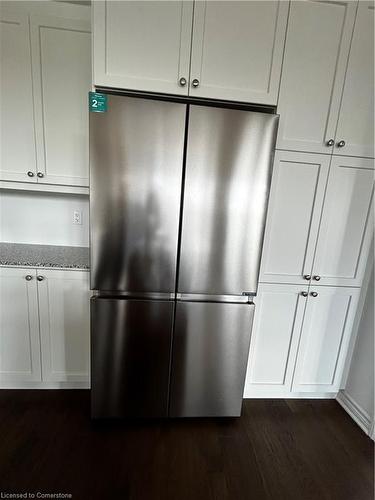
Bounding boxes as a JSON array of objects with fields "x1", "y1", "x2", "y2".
[
  {"x1": 37, "y1": 172, "x2": 44, "y2": 178},
  {"x1": 25, "y1": 275, "x2": 33, "y2": 281},
  {"x1": 301, "y1": 291, "x2": 308, "y2": 297},
  {"x1": 37, "y1": 275, "x2": 45, "y2": 281},
  {"x1": 179, "y1": 77, "x2": 187, "y2": 87},
  {"x1": 313, "y1": 275, "x2": 321, "y2": 281},
  {"x1": 337, "y1": 140, "x2": 346, "y2": 148},
  {"x1": 311, "y1": 291, "x2": 318, "y2": 297},
  {"x1": 27, "y1": 171, "x2": 35, "y2": 177},
  {"x1": 326, "y1": 139, "x2": 334, "y2": 147},
  {"x1": 192, "y1": 78, "x2": 200, "y2": 88},
  {"x1": 303, "y1": 274, "x2": 311, "y2": 280}
]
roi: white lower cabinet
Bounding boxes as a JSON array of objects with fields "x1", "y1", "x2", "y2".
[
  {"x1": 245, "y1": 283, "x2": 307, "y2": 397},
  {"x1": 38, "y1": 270, "x2": 90, "y2": 382},
  {"x1": 0, "y1": 267, "x2": 90, "y2": 386},
  {"x1": 292, "y1": 286, "x2": 360, "y2": 393},
  {"x1": 0, "y1": 268, "x2": 41, "y2": 382},
  {"x1": 245, "y1": 283, "x2": 361, "y2": 397}
]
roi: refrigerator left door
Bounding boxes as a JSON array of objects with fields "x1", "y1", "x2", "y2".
[
  {"x1": 91, "y1": 297, "x2": 174, "y2": 418},
  {"x1": 90, "y1": 95, "x2": 186, "y2": 293}
]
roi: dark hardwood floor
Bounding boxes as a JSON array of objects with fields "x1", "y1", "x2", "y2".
[{"x1": 0, "y1": 391, "x2": 373, "y2": 500}]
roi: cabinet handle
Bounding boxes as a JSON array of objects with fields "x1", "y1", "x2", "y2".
[
  {"x1": 326, "y1": 139, "x2": 334, "y2": 147},
  {"x1": 337, "y1": 140, "x2": 346, "y2": 148},
  {"x1": 37, "y1": 172, "x2": 44, "y2": 178},
  {"x1": 310, "y1": 291, "x2": 318, "y2": 297},
  {"x1": 313, "y1": 275, "x2": 321, "y2": 281},
  {"x1": 179, "y1": 77, "x2": 187, "y2": 87},
  {"x1": 301, "y1": 291, "x2": 308, "y2": 297},
  {"x1": 37, "y1": 275, "x2": 45, "y2": 281},
  {"x1": 303, "y1": 274, "x2": 311, "y2": 280},
  {"x1": 27, "y1": 171, "x2": 35, "y2": 177},
  {"x1": 192, "y1": 78, "x2": 200, "y2": 88},
  {"x1": 25, "y1": 275, "x2": 33, "y2": 281}
]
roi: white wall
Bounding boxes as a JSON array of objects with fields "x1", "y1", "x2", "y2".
[
  {"x1": 345, "y1": 268, "x2": 374, "y2": 419},
  {"x1": 0, "y1": 190, "x2": 89, "y2": 247}
]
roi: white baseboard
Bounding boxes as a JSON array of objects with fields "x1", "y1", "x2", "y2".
[
  {"x1": 336, "y1": 390, "x2": 373, "y2": 438},
  {"x1": 244, "y1": 392, "x2": 337, "y2": 399},
  {"x1": 0, "y1": 381, "x2": 90, "y2": 389},
  {"x1": 244, "y1": 384, "x2": 337, "y2": 399}
]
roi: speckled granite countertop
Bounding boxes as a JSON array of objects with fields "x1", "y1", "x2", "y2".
[{"x1": 0, "y1": 243, "x2": 89, "y2": 270}]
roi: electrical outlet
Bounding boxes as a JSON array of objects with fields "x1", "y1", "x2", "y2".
[{"x1": 73, "y1": 210, "x2": 82, "y2": 225}]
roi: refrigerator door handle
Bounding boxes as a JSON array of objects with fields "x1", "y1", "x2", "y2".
[{"x1": 176, "y1": 293, "x2": 251, "y2": 304}]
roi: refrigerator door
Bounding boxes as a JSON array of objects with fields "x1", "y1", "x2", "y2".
[
  {"x1": 179, "y1": 106, "x2": 278, "y2": 296},
  {"x1": 170, "y1": 301, "x2": 254, "y2": 417},
  {"x1": 91, "y1": 297, "x2": 173, "y2": 418},
  {"x1": 90, "y1": 95, "x2": 186, "y2": 293}
]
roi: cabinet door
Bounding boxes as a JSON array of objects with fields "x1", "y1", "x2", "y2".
[
  {"x1": 334, "y1": 2, "x2": 374, "y2": 158},
  {"x1": 38, "y1": 270, "x2": 90, "y2": 382},
  {"x1": 30, "y1": 14, "x2": 91, "y2": 186},
  {"x1": 293, "y1": 286, "x2": 360, "y2": 392},
  {"x1": 0, "y1": 8, "x2": 37, "y2": 182},
  {"x1": 277, "y1": 0, "x2": 357, "y2": 154},
  {"x1": 189, "y1": 1, "x2": 288, "y2": 104},
  {"x1": 244, "y1": 284, "x2": 308, "y2": 397},
  {"x1": 312, "y1": 156, "x2": 374, "y2": 287},
  {"x1": 260, "y1": 151, "x2": 330, "y2": 285},
  {"x1": 93, "y1": 1, "x2": 193, "y2": 95},
  {"x1": 0, "y1": 268, "x2": 41, "y2": 382}
]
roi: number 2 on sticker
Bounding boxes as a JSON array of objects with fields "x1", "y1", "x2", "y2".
[{"x1": 92, "y1": 99, "x2": 98, "y2": 108}]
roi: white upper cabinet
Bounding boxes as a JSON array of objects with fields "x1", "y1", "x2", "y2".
[
  {"x1": 93, "y1": 0, "x2": 288, "y2": 105},
  {"x1": 189, "y1": 1, "x2": 289, "y2": 104},
  {"x1": 0, "y1": 7, "x2": 36, "y2": 182},
  {"x1": 260, "y1": 151, "x2": 330, "y2": 285},
  {"x1": 93, "y1": 1, "x2": 193, "y2": 95},
  {"x1": 277, "y1": 0, "x2": 357, "y2": 154},
  {"x1": 0, "y1": 268, "x2": 41, "y2": 382},
  {"x1": 245, "y1": 283, "x2": 307, "y2": 396},
  {"x1": 38, "y1": 270, "x2": 90, "y2": 382},
  {"x1": 0, "y1": 2, "x2": 91, "y2": 188},
  {"x1": 30, "y1": 14, "x2": 91, "y2": 186},
  {"x1": 312, "y1": 156, "x2": 374, "y2": 287},
  {"x1": 334, "y1": 1, "x2": 374, "y2": 158},
  {"x1": 293, "y1": 286, "x2": 360, "y2": 392}
]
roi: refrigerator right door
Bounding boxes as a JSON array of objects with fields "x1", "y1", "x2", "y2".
[
  {"x1": 178, "y1": 105, "x2": 279, "y2": 296},
  {"x1": 170, "y1": 301, "x2": 254, "y2": 417}
]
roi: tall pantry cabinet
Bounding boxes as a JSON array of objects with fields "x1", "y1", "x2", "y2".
[{"x1": 245, "y1": 0, "x2": 374, "y2": 397}]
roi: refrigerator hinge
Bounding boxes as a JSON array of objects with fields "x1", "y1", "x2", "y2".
[{"x1": 242, "y1": 292, "x2": 256, "y2": 304}]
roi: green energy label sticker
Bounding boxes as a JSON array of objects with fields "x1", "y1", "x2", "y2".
[{"x1": 89, "y1": 92, "x2": 108, "y2": 112}]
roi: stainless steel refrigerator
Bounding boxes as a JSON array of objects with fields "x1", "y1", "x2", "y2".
[{"x1": 90, "y1": 93, "x2": 278, "y2": 418}]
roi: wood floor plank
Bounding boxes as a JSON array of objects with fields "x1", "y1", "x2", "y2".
[{"x1": 0, "y1": 391, "x2": 372, "y2": 500}]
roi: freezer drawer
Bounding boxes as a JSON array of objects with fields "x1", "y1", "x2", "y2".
[
  {"x1": 178, "y1": 105, "x2": 278, "y2": 295},
  {"x1": 90, "y1": 95, "x2": 186, "y2": 292},
  {"x1": 170, "y1": 301, "x2": 254, "y2": 417},
  {"x1": 91, "y1": 297, "x2": 173, "y2": 418}
]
